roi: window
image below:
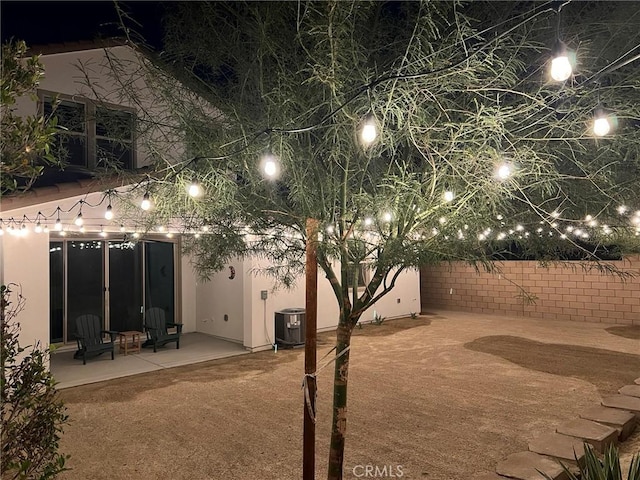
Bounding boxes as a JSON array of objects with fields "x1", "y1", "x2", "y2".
[{"x1": 41, "y1": 92, "x2": 135, "y2": 170}]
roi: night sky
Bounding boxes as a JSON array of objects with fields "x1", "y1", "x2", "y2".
[{"x1": 1, "y1": 1, "x2": 165, "y2": 48}]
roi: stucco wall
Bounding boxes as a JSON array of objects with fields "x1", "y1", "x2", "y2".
[
  {"x1": 420, "y1": 257, "x2": 640, "y2": 325},
  {"x1": 0, "y1": 233, "x2": 51, "y2": 349}
]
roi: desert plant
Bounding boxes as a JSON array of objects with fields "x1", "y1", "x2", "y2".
[
  {"x1": 410, "y1": 312, "x2": 418, "y2": 320},
  {"x1": 372, "y1": 313, "x2": 385, "y2": 326},
  {"x1": 1, "y1": 284, "x2": 69, "y2": 479},
  {"x1": 542, "y1": 442, "x2": 640, "y2": 480}
]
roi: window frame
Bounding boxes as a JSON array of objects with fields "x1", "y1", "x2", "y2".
[{"x1": 38, "y1": 90, "x2": 137, "y2": 170}]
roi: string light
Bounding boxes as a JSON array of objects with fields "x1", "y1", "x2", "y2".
[
  {"x1": 55, "y1": 218, "x2": 62, "y2": 231},
  {"x1": 444, "y1": 191, "x2": 455, "y2": 202},
  {"x1": 261, "y1": 154, "x2": 278, "y2": 178},
  {"x1": 360, "y1": 115, "x2": 378, "y2": 145},
  {"x1": 496, "y1": 163, "x2": 511, "y2": 180},
  {"x1": 35, "y1": 222, "x2": 42, "y2": 233},
  {"x1": 187, "y1": 181, "x2": 203, "y2": 198},
  {"x1": 141, "y1": 193, "x2": 152, "y2": 211},
  {"x1": 74, "y1": 212, "x2": 84, "y2": 227},
  {"x1": 550, "y1": 40, "x2": 573, "y2": 82},
  {"x1": 105, "y1": 204, "x2": 114, "y2": 220}
]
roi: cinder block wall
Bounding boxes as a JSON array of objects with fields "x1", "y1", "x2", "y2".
[{"x1": 420, "y1": 256, "x2": 640, "y2": 325}]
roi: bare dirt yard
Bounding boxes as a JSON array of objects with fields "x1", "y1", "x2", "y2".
[{"x1": 58, "y1": 311, "x2": 640, "y2": 480}]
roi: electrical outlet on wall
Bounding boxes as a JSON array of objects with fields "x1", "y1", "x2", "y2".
[{"x1": 261, "y1": 290, "x2": 268, "y2": 300}]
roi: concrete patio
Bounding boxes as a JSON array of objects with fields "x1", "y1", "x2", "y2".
[{"x1": 51, "y1": 332, "x2": 249, "y2": 389}]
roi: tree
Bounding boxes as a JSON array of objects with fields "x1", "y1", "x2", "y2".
[
  {"x1": 1, "y1": 284, "x2": 69, "y2": 479},
  {"x1": 1, "y1": 41, "x2": 60, "y2": 194},
  {"x1": 99, "y1": 2, "x2": 640, "y2": 478}
]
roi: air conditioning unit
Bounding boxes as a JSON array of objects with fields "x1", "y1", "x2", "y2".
[{"x1": 275, "y1": 308, "x2": 306, "y2": 348}]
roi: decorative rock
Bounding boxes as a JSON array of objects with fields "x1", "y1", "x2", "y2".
[
  {"x1": 580, "y1": 406, "x2": 637, "y2": 441},
  {"x1": 602, "y1": 395, "x2": 640, "y2": 419},
  {"x1": 496, "y1": 451, "x2": 569, "y2": 480},
  {"x1": 634, "y1": 377, "x2": 640, "y2": 385},
  {"x1": 556, "y1": 418, "x2": 618, "y2": 453},
  {"x1": 619, "y1": 385, "x2": 640, "y2": 398}
]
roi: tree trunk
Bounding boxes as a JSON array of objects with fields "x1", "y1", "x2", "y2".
[{"x1": 327, "y1": 320, "x2": 353, "y2": 480}]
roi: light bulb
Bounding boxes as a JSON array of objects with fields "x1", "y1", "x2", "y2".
[
  {"x1": 55, "y1": 219, "x2": 62, "y2": 231},
  {"x1": 444, "y1": 191, "x2": 455, "y2": 202},
  {"x1": 0, "y1": 226, "x2": 4, "y2": 236},
  {"x1": 383, "y1": 212, "x2": 392, "y2": 222},
  {"x1": 100, "y1": 230, "x2": 107, "y2": 238},
  {"x1": 364, "y1": 217, "x2": 373, "y2": 226},
  {"x1": 141, "y1": 193, "x2": 151, "y2": 211},
  {"x1": 43, "y1": 225, "x2": 49, "y2": 233},
  {"x1": 264, "y1": 159, "x2": 277, "y2": 177},
  {"x1": 550, "y1": 55, "x2": 572, "y2": 81},
  {"x1": 188, "y1": 182, "x2": 202, "y2": 198},
  {"x1": 35, "y1": 222, "x2": 43, "y2": 233},
  {"x1": 361, "y1": 122, "x2": 377, "y2": 145},
  {"x1": 74, "y1": 213, "x2": 83, "y2": 226},
  {"x1": 617, "y1": 205, "x2": 627, "y2": 215},
  {"x1": 105, "y1": 205, "x2": 114, "y2": 220},
  {"x1": 593, "y1": 116, "x2": 611, "y2": 137},
  {"x1": 497, "y1": 164, "x2": 511, "y2": 180},
  {"x1": 120, "y1": 225, "x2": 126, "y2": 232}
]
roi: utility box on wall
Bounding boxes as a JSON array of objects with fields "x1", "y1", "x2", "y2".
[{"x1": 275, "y1": 308, "x2": 305, "y2": 348}]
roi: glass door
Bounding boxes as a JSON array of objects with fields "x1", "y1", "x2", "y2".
[
  {"x1": 66, "y1": 240, "x2": 104, "y2": 342},
  {"x1": 144, "y1": 241, "x2": 175, "y2": 323},
  {"x1": 107, "y1": 240, "x2": 143, "y2": 332},
  {"x1": 49, "y1": 242, "x2": 64, "y2": 343}
]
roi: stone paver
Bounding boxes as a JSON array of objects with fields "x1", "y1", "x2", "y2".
[
  {"x1": 528, "y1": 432, "x2": 585, "y2": 464},
  {"x1": 580, "y1": 405, "x2": 637, "y2": 441},
  {"x1": 496, "y1": 452, "x2": 569, "y2": 480},
  {"x1": 602, "y1": 395, "x2": 640, "y2": 419},
  {"x1": 619, "y1": 384, "x2": 640, "y2": 398},
  {"x1": 556, "y1": 418, "x2": 618, "y2": 453}
]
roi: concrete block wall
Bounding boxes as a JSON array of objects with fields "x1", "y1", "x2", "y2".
[{"x1": 420, "y1": 256, "x2": 640, "y2": 325}]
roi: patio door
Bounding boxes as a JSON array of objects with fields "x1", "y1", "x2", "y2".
[{"x1": 49, "y1": 238, "x2": 176, "y2": 344}]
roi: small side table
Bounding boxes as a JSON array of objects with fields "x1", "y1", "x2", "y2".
[{"x1": 118, "y1": 330, "x2": 142, "y2": 355}]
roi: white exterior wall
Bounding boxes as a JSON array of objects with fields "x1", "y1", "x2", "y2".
[
  {"x1": 195, "y1": 256, "x2": 245, "y2": 343},
  {"x1": 0, "y1": 231, "x2": 50, "y2": 350},
  {"x1": 192, "y1": 255, "x2": 420, "y2": 351}
]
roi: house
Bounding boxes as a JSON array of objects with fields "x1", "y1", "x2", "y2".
[{"x1": 0, "y1": 42, "x2": 420, "y2": 355}]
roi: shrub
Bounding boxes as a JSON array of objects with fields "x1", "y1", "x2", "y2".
[
  {"x1": 542, "y1": 442, "x2": 640, "y2": 480},
  {"x1": 1, "y1": 284, "x2": 69, "y2": 479}
]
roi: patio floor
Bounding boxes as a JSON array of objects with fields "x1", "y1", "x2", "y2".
[{"x1": 51, "y1": 332, "x2": 249, "y2": 389}]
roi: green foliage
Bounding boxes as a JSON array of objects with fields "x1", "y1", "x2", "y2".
[
  {"x1": 410, "y1": 312, "x2": 418, "y2": 320},
  {"x1": 542, "y1": 443, "x2": 640, "y2": 480},
  {"x1": 1, "y1": 40, "x2": 60, "y2": 193},
  {"x1": 372, "y1": 312, "x2": 386, "y2": 325},
  {"x1": 1, "y1": 284, "x2": 69, "y2": 479}
]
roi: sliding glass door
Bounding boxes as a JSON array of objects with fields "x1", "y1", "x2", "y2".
[
  {"x1": 49, "y1": 239, "x2": 176, "y2": 344},
  {"x1": 108, "y1": 241, "x2": 144, "y2": 332}
]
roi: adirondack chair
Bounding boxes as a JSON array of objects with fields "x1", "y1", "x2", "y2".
[
  {"x1": 73, "y1": 314, "x2": 118, "y2": 365},
  {"x1": 143, "y1": 307, "x2": 182, "y2": 352}
]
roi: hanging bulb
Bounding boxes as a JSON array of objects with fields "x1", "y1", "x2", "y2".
[
  {"x1": 496, "y1": 163, "x2": 511, "y2": 180},
  {"x1": 35, "y1": 222, "x2": 43, "y2": 233},
  {"x1": 550, "y1": 40, "x2": 573, "y2": 82},
  {"x1": 444, "y1": 191, "x2": 455, "y2": 202},
  {"x1": 593, "y1": 107, "x2": 613, "y2": 137},
  {"x1": 99, "y1": 227, "x2": 107, "y2": 238},
  {"x1": 360, "y1": 115, "x2": 378, "y2": 145},
  {"x1": 140, "y1": 193, "x2": 152, "y2": 211},
  {"x1": 0, "y1": 225, "x2": 4, "y2": 236},
  {"x1": 120, "y1": 224, "x2": 126, "y2": 233},
  {"x1": 43, "y1": 225, "x2": 49, "y2": 233},
  {"x1": 105, "y1": 204, "x2": 114, "y2": 220},
  {"x1": 55, "y1": 218, "x2": 63, "y2": 231},
  {"x1": 74, "y1": 212, "x2": 84, "y2": 227},
  {"x1": 261, "y1": 154, "x2": 278, "y2": 178},
  {"x1": 187, "y1": 181, "x2": 203, "y2": 198}
]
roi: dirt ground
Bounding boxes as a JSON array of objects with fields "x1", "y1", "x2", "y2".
[{"x1": 58, "y1": 312, "x2": 640, "y2": 480}]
